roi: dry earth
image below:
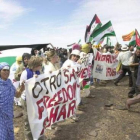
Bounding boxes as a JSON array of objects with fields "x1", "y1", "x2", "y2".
[{"x1": 14, "y1": 76, "x2": 140, "y2": 140}]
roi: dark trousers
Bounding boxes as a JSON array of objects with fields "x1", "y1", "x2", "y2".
[
  {"x1": 128, "y1": 71, "x2": 140, "y2": 96},
  {"x1": 115, "y1": 65, "x2": 133, "y2": 86}
]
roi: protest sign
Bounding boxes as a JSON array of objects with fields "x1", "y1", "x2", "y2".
[
  {"x1": 25, "y1": 68, "x2": 81, "y2": 139},
  {"x1": 79, "y1": 53, "x2": 93, "y2": 83},
  {"x1": 93, "y1": 48, "x2": 119, "y2": 80}
]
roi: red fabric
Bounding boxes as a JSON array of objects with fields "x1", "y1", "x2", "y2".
[
  {"x1": 72, "y1": 44, "x2": 81, "y2": 51},
  {"x1": 136, "y1": 29, "x2": 140, "y2": 46}
]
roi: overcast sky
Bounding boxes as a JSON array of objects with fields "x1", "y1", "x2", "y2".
[{"x1": 0, "y1": 0, "x2": 140, "y2": 48}]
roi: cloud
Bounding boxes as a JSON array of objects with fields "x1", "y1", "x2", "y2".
[
  {"x1": 0, "y1": 0, "x2": 31, "y2": 28},
  {"x1": 0, "y1": 0, "x2": 140, "y2": 47}
]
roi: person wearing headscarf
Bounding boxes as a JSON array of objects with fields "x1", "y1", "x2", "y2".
[
  {"x1": 72, "y1": 44, "x2": 81, "y2": 51},
  {"x1": 81, "y1": 43, "x2": 95, "y2": 97},
  {"x1": 10, "y1": 56, "x2": 22, "y2": 74},
  {"x1": 0, "y1": 62, "x2": 24, "y2": 140},
  {"x1": 9, "y1": 56, "x2": 22, "y2": 88},
  {"x1": 81, "y1": 43, "x2": 90, "y2": 54}
]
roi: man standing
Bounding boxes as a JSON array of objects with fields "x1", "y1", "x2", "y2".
[
  {"x1": 128, "y1": 46, "x2": 140, "y2": 98},
  {"x1": 114, "y1": 45, "x2": 132, "y2": 86}
]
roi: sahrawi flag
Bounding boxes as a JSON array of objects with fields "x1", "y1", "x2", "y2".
[
  {"x1": 89, "y1": 21, "x2": 116, "y2": 42},
  {"x1": 85, "y1": 14, "x2": 102, "y2": 42}
]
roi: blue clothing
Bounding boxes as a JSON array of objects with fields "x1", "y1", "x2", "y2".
[
  {"x1": 0, "y1": 78, "x2": 16, "y2": 140},
  {"x1": 0, "y1": 62, "x2": 9, "y2": 70},
  {"x1": 26, "y1": 68, "x2": 40, "y2": 80}
]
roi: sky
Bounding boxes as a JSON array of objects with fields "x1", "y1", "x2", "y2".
[{"x1": 0, "y1": 0, "x2": 140, "y2": 48}]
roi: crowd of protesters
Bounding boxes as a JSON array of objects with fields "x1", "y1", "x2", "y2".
[{"x1": 1, "y1": 42, "x2": 140, "y2": 140}]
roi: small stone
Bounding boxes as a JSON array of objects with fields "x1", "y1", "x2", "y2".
[
  {"x1": 104, "y1": 103, "x2": 113, "y2": 107},
  {"x1": 95, "y1": 123, "x2": 100, "y2": 128},
  {"x1": 88, "y1": 130, "x2": 98, "y2": 137}
]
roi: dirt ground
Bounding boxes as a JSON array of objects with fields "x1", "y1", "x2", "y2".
[{"x1": 14, "y1": 76, "x2": 140, "y2": 140}]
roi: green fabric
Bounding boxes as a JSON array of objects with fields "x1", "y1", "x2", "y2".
[
  {"x1": 0, "y1": 56, "x2": 16, "y2": 66},
  {"x1": 90, "y1": 21, "x2": 115, "y2": 38}
]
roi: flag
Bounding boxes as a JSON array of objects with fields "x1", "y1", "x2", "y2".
[
  {"x1": 90, "y1": 21, "x2": 116, "y2": 42},
  {"x1": 122, "y1": 31, "x2": 135, "y2": 41},
  {"x1": 128, "y1": 29, "x2": 140, "y2": 46},
  {"x1": 107, "y1": 37, "x2": 111, "y2": 46},
  {"x1": 135, "y1": 29, "x2": 140, "y2": 46},
  {"x1": 129, "y1": 32, "x2": 136, "y2": 46},
  {"x1": 85, "y1": 25, "x2": 91, "y2": 43},
  {"x1": 85, "y1": 14, "x2": 102, "y2": 42}
]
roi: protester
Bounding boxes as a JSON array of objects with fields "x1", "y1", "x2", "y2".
[
  {"x1": 128, "y1": 47, "x2": 140, "y2": 98},
  {"x1": 15, "y1": 53, "x2": 31, "y2": 81},
  {"x1": 81, "y1": 44, "x2": 95, "y2": 97},
  {"x1": 57, "y1": 48, "x2": 67, "y2": 67},
  {"x1": 62, "y1": 49, "x2": 81, "y2": 68},
  {"x1": 62, "y1": 49, "x2": 81, "y2": 120},
  {"x1": 31, "y1": 48, "x2": 38, "y2": 56},
  {"x1": 10, "y1": 56, "x2": 22, "y2": 74},
  {"x1": 43, "y1": 50, "x2": 60, "y2": 73},
  {"x1": 126, "y1": 61, "x2": 140, "y2": 109},
  {"x1": 72, "y1": 43, "x2": 81, "y2": 51},
  {"x1": 43, "y1": 50, "x2": 62, "y2": 130},
  {"x1": 81, "y1": 43, "x2": 90, "y2": 54},
  {"x1": 0, "y1": 62, "x2": 24, "y2": 140},
  {"x1": 114, "y1": 45, "x2": 133, "y2": 86},
  {"x1": 20, "y1": 56, "x2": 45, "y2": 140}
]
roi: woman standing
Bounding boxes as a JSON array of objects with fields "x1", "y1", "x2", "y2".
[
  {"x1": 20, "y1": 56, "x2": 45, "y2": 140},
  {"x1": 62, "y1": 49, "x2": 81, "y2": 68},
  {"x1": 43, "y1": 50, "x2": 60, "y2": 74},
  {"x1": 0, "y1": 62, "x2": 24, "y2": 140},
  {"x1": 62, "y1": 50, "x2": 81, "y2": 121}
]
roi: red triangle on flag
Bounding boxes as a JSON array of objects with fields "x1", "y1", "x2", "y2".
[
  {"x1": 95, "y1": 15, "x2": 101, "y2": 24},
  {"x1": 136, "y1": 29, "x2": 140, "y2": 46}
]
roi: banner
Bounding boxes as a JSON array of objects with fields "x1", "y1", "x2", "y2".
[
  {"x1": 79, "y1": 53, "x2": 93, "y2": 82},
  {"x1": 25, "y1": 68, "x2": 81, "y2": 140},
  {"x1": 93, "y1": 48, "x2": 119, "y2": 80}
]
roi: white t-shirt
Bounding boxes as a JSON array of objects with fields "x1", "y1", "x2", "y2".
[{"x1": 117, "y1": 51, "x2": 132, "y2": 66}]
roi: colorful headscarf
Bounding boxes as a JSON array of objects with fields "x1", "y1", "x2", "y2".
[
  {"x1": 81, "y1": 43, "x2": 90, "y2": 54},
  {"x1": 0, "y1": 62, "x2": 10, "y2": 70},
  {"x1": 72, "y1": 44, "x2": 81, "y2": 51},
  {"x1": 16, "y1": 56, "x2": 22, "y2": 61}
]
